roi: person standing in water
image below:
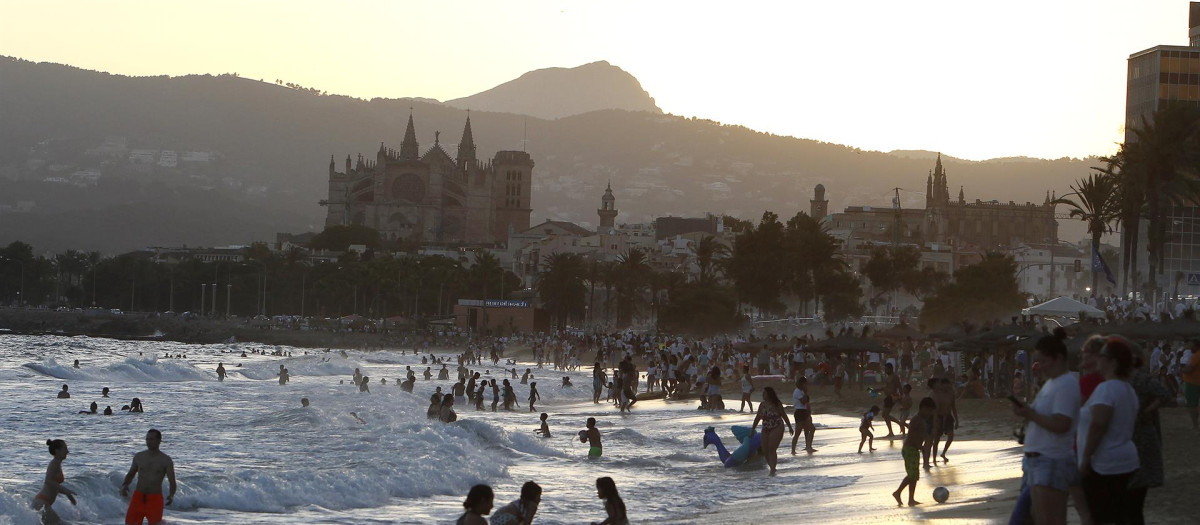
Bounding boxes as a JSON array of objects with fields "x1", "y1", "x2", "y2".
[
  {"x1": 216, "y1": 363, "x2": 226, "y2": 381},
  {"x1": 528, "y1": 382, "x2": 540, "y2": 412},
  {"x1": 57, "y1": 385, "x2": 71, "y2": 399},
  {"x1": 359, "y1": 376, "x2": 370, "y2": 393},
  {"x1": 589, "y1": 476, "x2": 629, "y2": 525},
  {"x1": 121, "y1": 429, "x2": 176, "y2": 525},
  {"x1": 491, "y1": 379, "x2": 500, "y2": 412},
  {"x1": 32, "y1": 439, "x2": 77, "y2": 524},
  {"x1": 489, "y1": 480, "x2": 541, "y2": 525},
  {"x1": 738, "y1": 367, "x2": 755, "y2": 412},
  {"x1": 535, "y1": 413, "x2": 551, "y2": 438},
  {"x1": 581, "y1": 417, "x2": 603, "y2": 458},
  {"x1": 457, "y1": 484, "x2": 494, "y2": 525},
  {"x1": 791, "y1": 375, "x2": 816, "y2": 454},
  {"x1": 751, "y1": 386, "x2": 793, "y2": 475}
]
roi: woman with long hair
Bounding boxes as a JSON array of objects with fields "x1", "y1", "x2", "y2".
[
  {"x1": 457, "y1": 484, "x2": 493, "y2": 525},
  {"x1": 589, "y1": 476, "x2": 628, "y2": 525},
  {"x1": 706, "y1": 366, "x2": 724, "y2": 410},
  {"x1": 1126, "y1": 343, "x2": 1168, "y2": 525},
  {"x1": 1079, "y1": 336, "x2": 1141, "y2": 525},
  {"x1": 489, "y1": 481, "x2": 541, "y2": 525},
  {"x1": 751, "y1": 386, "x2": 794, "y2": 475},
  {"x1": 32, "y1": 439, "x2": 77, "y2": 524}
]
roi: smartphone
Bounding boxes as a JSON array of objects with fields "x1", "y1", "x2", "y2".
[{"x1": 1007, "y1": 395, "x2": 1024, "y2": 408}]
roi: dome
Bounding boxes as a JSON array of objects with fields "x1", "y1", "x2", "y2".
[{"x1": 814, "y1": 184, "x2": 826, "y2": 200}]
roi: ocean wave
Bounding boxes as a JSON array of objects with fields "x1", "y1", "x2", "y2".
[{"x1": 23, "y1": 357, "x2": 213, "y2": 382}]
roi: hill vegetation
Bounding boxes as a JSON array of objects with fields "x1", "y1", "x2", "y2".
[{"x1": 0, "y1": 56, "x2": 1096, "y2": 252}]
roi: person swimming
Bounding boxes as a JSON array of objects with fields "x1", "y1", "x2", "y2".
[
  {"x1": 104, "y1": 406, "x2": 113, "y2": 415},
  {"x1": 126, "y1": 398, "x2": 144, "y2": 413},
  {"x1": 102, "y1": 387, "x2": 110, "y2": 398},
  {"x1": 79, "y1": 402, "x2": 98, "y2": 414},
  {"x1": 301, "y1": 397, "x2": 310, "y2": 408},
  {"x1": 57, "y1": 385, "x2": 71, "y2": 399}
]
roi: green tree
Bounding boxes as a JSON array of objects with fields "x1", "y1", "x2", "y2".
[
  {"x1": 919, "y1": 252, "x2": 1026, "y2": 331},
  {"x1": 308, "y1": 225, "x2": 381, "y2": 251},
  {"x1": 728, "y1": 211, "x2": 787, "y2": 314},
  {"x1": 862, "y1": 245, "x2": 921, "y2": 304},
  {"x1": 536, "y1": 252, "x2": 587, "y2": 329},
  {"x1": 693, "y1": 235, "x2": 730, "y2": 286},
  {"x1": 612, "y1": 248, "x2": 652, "y2": 327},
  {"x1": 1053, "y1": 172, "x2": 1119, "y2": 294}
]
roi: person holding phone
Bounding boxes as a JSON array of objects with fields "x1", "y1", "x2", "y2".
[{"x1": 1010, "y1": 329, "x2": 1082, "y2": 525}]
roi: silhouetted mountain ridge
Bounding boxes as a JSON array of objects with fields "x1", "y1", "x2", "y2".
[
  {"x1": 0, "y1": 57, "x2": 1095, "y2": 252},
  {"x1": 445, "y1": 61, "x2": 661, "y2": 119}
]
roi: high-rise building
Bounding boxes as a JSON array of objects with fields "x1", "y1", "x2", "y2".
[{"x1": 1123, "y1": 3, "x2": 1200, "y2": 294}]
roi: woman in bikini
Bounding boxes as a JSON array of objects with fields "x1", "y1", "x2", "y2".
[
  {"x1": 751, "y1": 386, "x2": 794, "y2": 475},
  {"x1": 32, "y1": 439, "x2": 77, "y2": 524}
]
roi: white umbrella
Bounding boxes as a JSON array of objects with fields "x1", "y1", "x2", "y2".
[{"x1": 1022, "y1": 296, "x2": 1104, "y2": 317}]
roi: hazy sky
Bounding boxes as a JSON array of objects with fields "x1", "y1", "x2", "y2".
[{"x1": 0, "y1": 1, "x2": 1188, "y2": 160}]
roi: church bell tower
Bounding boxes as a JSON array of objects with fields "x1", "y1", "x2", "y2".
[{"x1": 597, "y1": 182, "x2": 618, "y2": 233}]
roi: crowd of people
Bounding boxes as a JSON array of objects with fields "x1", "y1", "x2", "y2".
[{"x1": 36, "y1": 321, "x2": 1199, "y2": 524}]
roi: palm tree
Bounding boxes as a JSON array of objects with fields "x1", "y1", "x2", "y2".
[
  {"x1": 613, "y1": 248, "x2": 652, "y2": 327},
  {"x1": 1096, "y1": 153, "x2": 1142, "y2": 295},
  {"x1": 1053, "y1": 172, "x2": 1119, "y2": 294},
  {"x1": 536, "y1": 252, "x2": 586, "y2": 329},
  {"x1": 1122, "y1": 104, "x2": 1200, "y2": 295},
  {"x1": 693, "y1": 235, "x2": 730, "y2": 286}
]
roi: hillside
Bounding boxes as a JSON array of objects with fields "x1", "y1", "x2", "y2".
[
  {"x1": 0, "y1": 57, "x2": 1096, "y2": 253},
  {"x1": 445, "y1": 61, "x2": 661, "y2": 119}
]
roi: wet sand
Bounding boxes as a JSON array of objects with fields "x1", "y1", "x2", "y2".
[{"x1": 659, "y1": 378, "x2": 1195, "y2": 524}]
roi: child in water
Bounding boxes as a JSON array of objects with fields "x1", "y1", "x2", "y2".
[
  {"x1": 535, "y1": 413, "x2": 551, "y2": 438},
  {"x1": 858, "y1": 405, "x2": 879, "y2": 453},
  {"x1": 528, "y1": 382, "x2": 540, "y2": 412}
]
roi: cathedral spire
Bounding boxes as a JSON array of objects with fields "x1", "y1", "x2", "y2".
[
  {"x1": 329, "y1": 154, "x2": 335, "y2": 173},
  {"x1": 457, "y1": 112, "x2": 476, "y2": 169},
  {"x1": 958, "y1": 185, "x2": 964, "y2": 204},
  {"x1": 400, "y1": 110, "x2": 419, "y2": 160}
]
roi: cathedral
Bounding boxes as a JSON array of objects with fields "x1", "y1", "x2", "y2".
[
  {"x1": 322, "y1": 114, "x2": 533, "y2": 245},
  {"x1": 922, "y1": 154, "x2": 1058, "y2": 248},
  {"x1": 827, "y1": 154, "x2": 1057, "y2": 250}
]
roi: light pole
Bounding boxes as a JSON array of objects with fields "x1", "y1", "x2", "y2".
[
  {"x1": 243, "y1": 260, "x2": 267, "y2": 317},
  {"x1": 226, "y1": 283, "x2": 232, "y2": 317},
  {"x1": 200, "y1": 283, "x2": 207, "y2": 315}
]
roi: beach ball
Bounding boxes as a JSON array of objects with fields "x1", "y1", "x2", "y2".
[
  {"x1": 933, "y1": 486, "x2": 949, "y2": 503},
  {"x1": 578, "y1": 430, "x2": 588, "y2": 442}
]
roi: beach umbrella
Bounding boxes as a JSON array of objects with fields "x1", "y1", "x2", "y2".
[{"x1": 1022, "y1": 296, "x2": 1104, "y2": 318}]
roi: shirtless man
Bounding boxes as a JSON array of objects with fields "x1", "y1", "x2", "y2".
[
  {"x1": 581, "y1": 417, "x2": 603, "y2": 458},
  {"x1": 881, "y1": 363, "x2": 906, "y2": 436},
  {"x1": 930, "y1": 377, "x2": 958, "y2": 464},
  {"x1": 120, "y1": 429, "x2": 176, "y2": 525},
  {"x1": 216, "y1": 362, "x2": 226, "y2": 381}
]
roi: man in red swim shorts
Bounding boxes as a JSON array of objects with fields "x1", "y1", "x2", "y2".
[{"x1": 121, "y1": 429, "x2": 176, "y2": 525}]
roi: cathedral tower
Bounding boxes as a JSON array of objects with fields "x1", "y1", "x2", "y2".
[
  {"x1": 810, "y1": 184, "x2": 828, "y2": 220},
  {"x1": 597, "y1": 182, "x2": 618, "y2": 233}
]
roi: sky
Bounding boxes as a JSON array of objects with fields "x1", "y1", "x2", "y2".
[{"x1": 0, "y1": 0, "x2": 1190, "y2": 161}]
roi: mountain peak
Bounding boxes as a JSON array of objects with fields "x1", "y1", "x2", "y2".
[{"x1": 445, "y1": 61, "x2": 661, "y2": 120}]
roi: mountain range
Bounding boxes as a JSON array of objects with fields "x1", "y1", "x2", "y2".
[{"x1": 0, "y1": 56, "x2": 1095, "y2": 253}]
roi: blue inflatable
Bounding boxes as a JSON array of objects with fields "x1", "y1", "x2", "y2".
[{"x1": 703, "y1": 425, "x2": 762, "y2": 467}]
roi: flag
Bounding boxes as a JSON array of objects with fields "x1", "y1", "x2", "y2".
[{"x1": 1092, "y1": 245, "x2": 1116, "y2": 285}]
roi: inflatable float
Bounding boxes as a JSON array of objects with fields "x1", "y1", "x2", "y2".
[{"x1": 703, "y1": 425, "x2": 762, "y2": 467}]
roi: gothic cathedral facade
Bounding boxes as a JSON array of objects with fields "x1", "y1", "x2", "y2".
[{"x1": 322, "y1": 114, "x2": 533, "y2": 245}]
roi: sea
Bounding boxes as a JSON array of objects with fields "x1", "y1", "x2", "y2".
[{"x1": 0, "y1": 334, "x2": 872, "y2": 524}]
